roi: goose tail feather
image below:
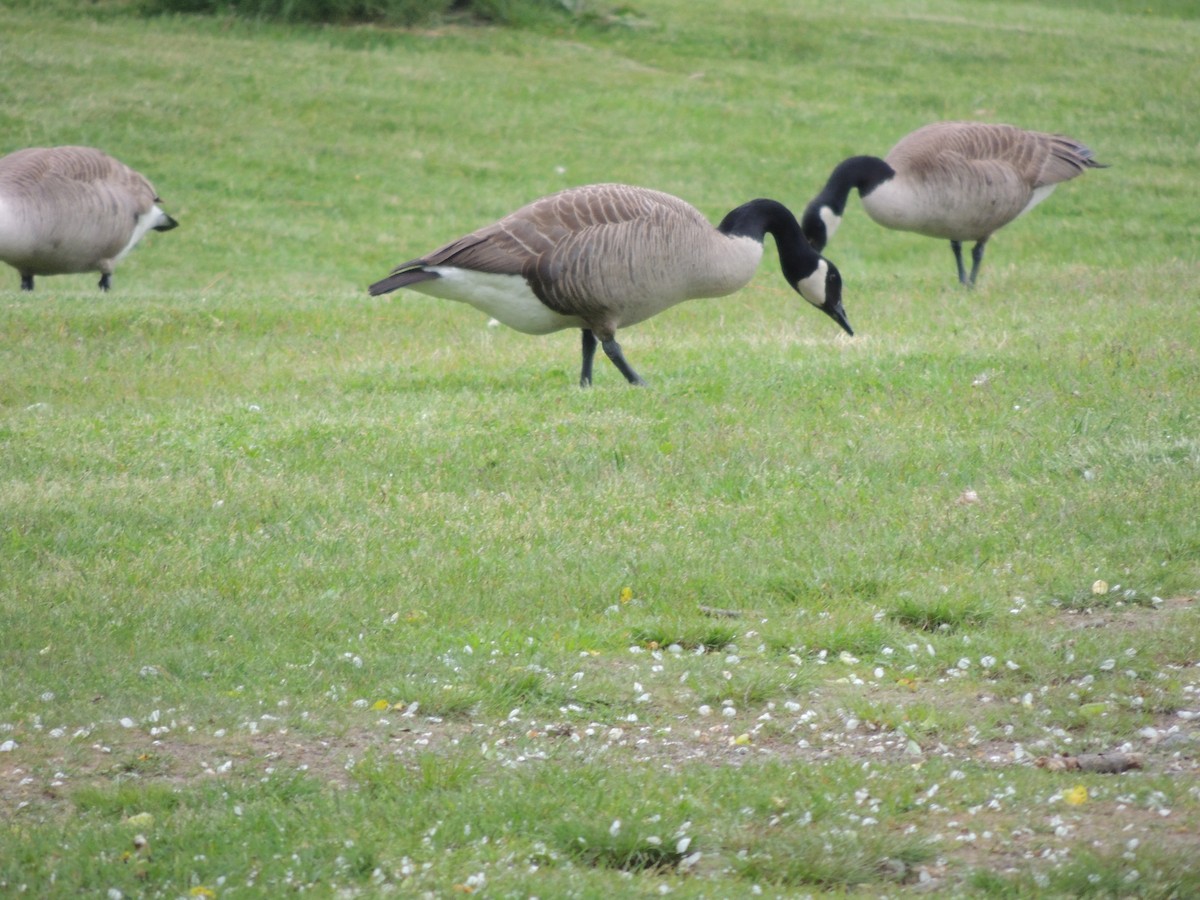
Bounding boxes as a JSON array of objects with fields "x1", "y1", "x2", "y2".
[{"x1": 368, "y1": 266, "x2": 438, "y2": 296}]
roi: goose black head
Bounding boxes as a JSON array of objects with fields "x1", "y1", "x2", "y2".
[
  {"x1": 719, "y1": 198, "x2": 853, "y2": 337},
  {"x1": 802, "y1": 155, "x2": 896, "y2": 252},
  {"x1": 800, "y1": 200, "x2": 834, "y2": 252},
  {"x1": 794, "y1": 258, "x2": 852, "y2": 336}
]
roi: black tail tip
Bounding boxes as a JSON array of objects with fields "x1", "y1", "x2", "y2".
[{"x1": 368, "y1": 267, "x2": 437, "y2": 296}]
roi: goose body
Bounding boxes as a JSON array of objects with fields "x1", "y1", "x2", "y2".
[
  {"x1": 370, "y1": 183, "x2": 852, "y2": 386},
  {"x1": 0, "y1": 146, "x2": 178, "y2": 291},
  {"x1": 802, "y1": 122, "x2": 1104, "y2": 285}
]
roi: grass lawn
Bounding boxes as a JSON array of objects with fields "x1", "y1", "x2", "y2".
[{"x1": 2, "y1": 0, "x2": 1199, "y2": 895}]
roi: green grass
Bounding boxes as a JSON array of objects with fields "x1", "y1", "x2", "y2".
[{"x1": 2, "y1": 0, "x2": 1199, "y2": 895}]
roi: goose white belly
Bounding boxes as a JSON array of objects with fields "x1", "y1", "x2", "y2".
[
  {"x1": 863, "y1": 177, "x2": 1055, "y2": 242},
  {"x1": 1019, "y1": 184, "x2": 1057, "y2": 218},
  {"x1": 414, "y1": 268, "x2": 585, "y2": 335}
]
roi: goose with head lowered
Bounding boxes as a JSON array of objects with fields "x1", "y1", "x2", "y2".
[
  {"x1": 801, "y1": 122, "x2": 1105, "y2": 286},
  {"x1": 0, "y1": 146, "x2": 179, "y2": 291},
  {"x1": 369, "y1": 183, "x2": 852, "y2": 387}
]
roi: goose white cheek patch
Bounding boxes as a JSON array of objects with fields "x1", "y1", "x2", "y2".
[
  {"x1": 796, "y1": 260, "x2": 828, "y2": 308},
  {"x1": 820, "y1": 207, "x2": 842, "y2": 243},
  {"x1": 116, "y1": 205, "x2": 169, "y2": 262}
]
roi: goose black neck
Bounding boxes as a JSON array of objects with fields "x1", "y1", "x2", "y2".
[
  {"x1": 815, "y1": 155, "x2": 895, "y2": 214},
  {"x1": 801, "y1": 155, "x2": 896, "y2": 251},
  {"x1": 719, "y1": 198, "x2": 820, "y2": 282}
]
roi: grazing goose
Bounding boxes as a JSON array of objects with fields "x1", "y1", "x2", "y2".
[
  {"x1": 801, "y1": 122, "x2": 1105, "y2": 286},
  {"x1": 0, "y1": 146, "x2": 178, "y2": 291},
  {"x1": 369, "y1": 183, "x2": 852, "y2": 386}
]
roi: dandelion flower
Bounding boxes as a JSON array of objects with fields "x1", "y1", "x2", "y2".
[{"x1": 1064, "y1": 785, "x2": 1088, "y2": 806}]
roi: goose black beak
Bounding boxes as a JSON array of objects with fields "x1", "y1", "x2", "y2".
[{"x1": 825, "y1": 300, "x2": 853, "y2": 336}]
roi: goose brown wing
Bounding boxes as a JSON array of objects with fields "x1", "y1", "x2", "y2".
[
  {"x1": 370, "y1": 184, "x2": 706, "y2": 309},
  {"x1": 44, "y1": 147, "x2": 160, "y2": 213},
  {"x1": 1037, "y1": 134, "x2": 1104, "y2": 185},
  {"x1": 521, "y1": 186, "x2": 710, "y2": 317},
  {"x1": 904, "y1": 123, "x2": 1100, "y2": 188},
  {"x1": 971, "y1": 126, "x2": 1093, "y2": 187}
]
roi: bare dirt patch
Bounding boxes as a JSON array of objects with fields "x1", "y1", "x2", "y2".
[{"x1": 1052, "y1": 593, "x2": 1196, "y2": 631}]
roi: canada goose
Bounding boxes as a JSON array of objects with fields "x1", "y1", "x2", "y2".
[
  {"x1": 801, "y1": 122, "x2": 1105, "y2": 286},
  {"x1": 369, "y1": 183, "x2": 852, "y2": 386},
  {"x1": 0, "y1": 146, "x2": 178, "y2": 291}
]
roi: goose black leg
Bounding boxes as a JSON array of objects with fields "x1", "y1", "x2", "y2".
[
  {"x1": 580, "y1": 328, "x2": 598, "y2": 387},
  {"x1": 601, "y1": 337, "x2": 646, "y2": 386},
  {"x1": 98, "y1": 273, "x2": 111, "y2": 291},
  {"x1": 968, "y1": 240, "x2": 987, "y2": 286},
  {"x1": 950, "y1": 240, "x2": 970, "y2": 286},
  {"x1": 20, "y1": 273, "x2": 34, "y2": 291}
]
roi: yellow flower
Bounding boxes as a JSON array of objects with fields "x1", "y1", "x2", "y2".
[
  {"x1": 190, "y1": 888, "x2": 217, "y2": 898},
  {"x1": 1063, "y1": 785, "x2": 1088, "y2": 805},
  {"x1": 371, "y1": 699, "x2": 390, "y2": 711},
  {"x1": 620, "y1": 586, "x2": 634, "y2": 603},
  {"x1": 732, "y1": 733, "x2": 751, "y2": 746}
]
